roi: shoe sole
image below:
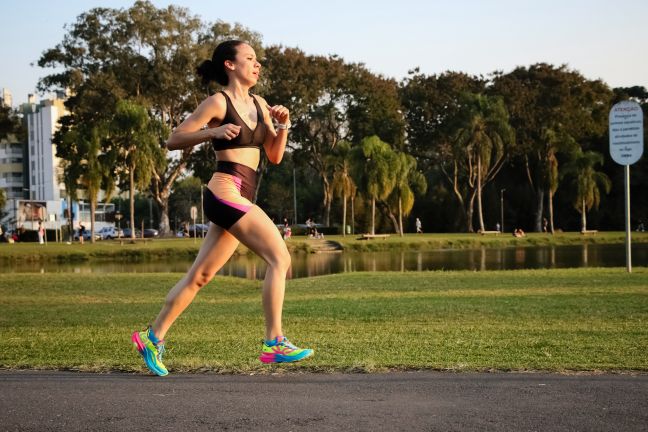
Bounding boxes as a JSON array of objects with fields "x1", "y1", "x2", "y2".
[
  {"x1": 259, "y1": 349, "x2": 314, "y2": 364},
  {"x1": 131, "y1": 332, "x2": 168, "y2": 376}
]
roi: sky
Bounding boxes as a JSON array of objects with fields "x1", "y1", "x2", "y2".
[{"x1": 1, "y1": 0, "x2": 647, "y2": 106}]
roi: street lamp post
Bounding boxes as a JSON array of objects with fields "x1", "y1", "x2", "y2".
[
  {"x1": 500, "y1": 189, "x2": 506, "y2": 233},
  {"x1": 115, "y1": 211, "x2": 122, "y2": 237}
]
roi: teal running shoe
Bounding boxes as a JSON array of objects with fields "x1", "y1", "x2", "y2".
[
  {"x1": 259, "y1": 336, "x2": 314, "y2": 364},
  {"x1": 131, "y1": 328, "x2": 168, "y2": 376}
]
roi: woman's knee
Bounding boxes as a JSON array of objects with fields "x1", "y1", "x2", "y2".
[
  {"x1": 186, "y1": 269, "x2": 215, "y2": 291},
  {"x1": 265, "y1": 246, "x2": 291, "y2": 272}
]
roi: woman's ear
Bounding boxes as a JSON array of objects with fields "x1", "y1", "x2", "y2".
[{"x1": 224, "y1": 60, "x2": 235, "y2": 71}]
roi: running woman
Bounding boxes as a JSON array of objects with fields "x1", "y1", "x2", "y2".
[{"x1": 132, "y1": 40, "x2": 313, "y2": 376}]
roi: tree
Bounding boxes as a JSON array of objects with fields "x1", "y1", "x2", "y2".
[
  {"x1": 400, "y1": 70, "x2": 485, "y2": 170},
  {"x1": 388, "y1": 152, "x2": 427, "y2": 236},
  {"x1": 263, "y1": 46, "x2": 348, "y2": 226},
  {"x1": 449, "y1": 93, "x2": 515, "y2": 232},
  {"x1": 330, "y1": 141, "x2": 356, "y2": 236},
  {"x1": 37, "y1": 1, "x2": 263, "y2": 235},
  {"x1": 345, "y1": 64, "x2": 406, "y2": 148},
  {"x1": 168, "y1": 176, "x2": 202, "y2": 230},
  {"x1": 540, "y1": 128, "x2": 579, "y2": 233},
  {"x1": 399, "y1": 71, "x2": 486, "y2": 231},
  {"x1": 350, "y1": 136, "x2": 398, "y2": 235},
  {"x1": 59, "y1": 124, "x2": 114, "y2": 243},
  {"x1": 0, "y1": 105, "x2": 16, "y2": 140},
  {"x1": 111, "y1": 100, "x2": 164, "y2": 238},
  {"x1": 491, "y1": 64, "x2": 613, "y2": 231},
  {"x1": 561, "y1": 150, "x2": 611, "y2": 232}
]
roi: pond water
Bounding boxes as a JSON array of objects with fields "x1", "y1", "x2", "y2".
[{"x1": 4, "y1": 243, "x2": 647, "y2": 279}]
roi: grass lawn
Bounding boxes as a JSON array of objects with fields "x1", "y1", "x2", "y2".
[
  {"x1": 1, "y1": 268, "x2": 646, "y2": 373},
  {"x1": 1, "y1": 231, "x2": 647, "y2": 262}
]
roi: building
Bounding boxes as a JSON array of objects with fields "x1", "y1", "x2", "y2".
[
  {"x1": 1, "y1": 94, "x2": 68, "y2": 232},
  {"x1": 26, "y1": 95, "x2": 67, "y2": 201},
  {"x1": 0, "y1": 137, "x2": 25, "y2": 201},
  {"x1": 1, "y1": 92, "x2": 117, "y2": 236},
  {"x1": 1, "y1": 88, "x2": 12, "y2": 108}
]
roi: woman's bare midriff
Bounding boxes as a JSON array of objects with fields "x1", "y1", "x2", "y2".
[{"x1": 207, "y1": 147, "x2": 260, "y2": 194}]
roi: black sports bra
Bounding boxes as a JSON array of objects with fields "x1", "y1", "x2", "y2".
[{"x1": 212, "y1": 91, "x2": 267, "y2": 151}]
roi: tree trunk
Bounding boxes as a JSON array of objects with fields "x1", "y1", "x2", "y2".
[
  {"x1": 129, "y1": 169, "x2": 135, "y2": 239},
  {"x1": 533, "y1": 187, "x2": 545, "y2": 232},
  {"x1": 323, "y1": 178, "x2": 332, "y2": 227},
  {"x1": 377, "y1": 199, "x2": 400, "y2": 234},
  {"x1": 548, "y1": 190, "x2": 555, "y2": 234},
  {"x1": 351, "y1": 195, "x2": 355, "y2": 235},
  {"x1": 371, "y1": 197, "x2": 375, "y2": 235},
  {"x1": 90, "y1": 197, "x2": 96, "y2": 244},
  {"x1": 67, "y1": 195, "x2": 73, "y2": 243},
  {"x1": 398, "y1": 197, "x2": 404, "y2": 236},
  {"x1": 150, "y1": 155, "x2": 189, "y2": 236},
  {"x1": 477, "y1": 157, "x2": 485, "y2": 232},
  {"x1": 342, "y1": 194, "x2": 347, "y2": 237},
  {"x1": 581, "y1": 199, "x2": 587, "y2": 232},
  {"x1": 159, "y1": 199, "x2": 170, "y2": 236},
  {"x1": 465, "y1": 190, "x2": 477, "y2": 233}
]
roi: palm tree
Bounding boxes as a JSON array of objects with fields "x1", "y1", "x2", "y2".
[
  {"x1": 330, "y1": 141, "x2": 356, "y2": 236},
  {"x1": 111, "y1": 100, "x2": 164, "y2": 238},
  {"x1": 60, "y1": 124, "x2": 115, "y2": 243},
  {"x1": 541, "y1": 127, "x2": 579, "y2": 234},
  {"x1": 561, "y1": 150, "x2": 611, "y2": 232},
  {"x1": 388, "y1": 152, "x2": 427, "y2": 236},
  {"x1": 452, "y1": 93, "x2": 514, "y2": 232},
  {"x1": 350, "y1": 136, "x2": 398, "y2": 235}
]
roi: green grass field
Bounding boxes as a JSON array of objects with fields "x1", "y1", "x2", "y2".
[
  {"x1": 1, "y1": 268, "x2": 646, "y2": 373},
  {"x1": 2, "y1": 231, "x2": 647, "y2": 262}
]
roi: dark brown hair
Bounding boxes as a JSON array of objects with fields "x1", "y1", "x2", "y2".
[{"x1": 196, "y1": 40, "x2": 245, "y2": 86}]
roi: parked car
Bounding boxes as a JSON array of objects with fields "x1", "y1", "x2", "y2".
[
  {"x1": 187, "y1": 224, "x2": 209, "y2": 237},
  {"x1": 143, "y1": 228, "x2": 159, "y2": 238},
  {"x1": 121, "y1": 228, "x2": 142, "y2": 238},
  {"x1": 97, "y1": 226, "x2": 123, "y2": 240}
]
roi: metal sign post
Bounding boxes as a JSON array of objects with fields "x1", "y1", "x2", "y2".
[{"x1": 609, "y1": 100, "x2": 644, "y2": 273}]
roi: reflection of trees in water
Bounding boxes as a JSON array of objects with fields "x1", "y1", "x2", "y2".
[
  {"x1": 5, "y1": 244, "x2": 647, "y2": 277},
  {"x1": 514, "y1": 248, "x2": 525, "y2": 265}
]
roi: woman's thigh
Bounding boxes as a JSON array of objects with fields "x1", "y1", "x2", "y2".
[
  {"x1": 227, "y1": 206, "x2": 289, "y2": 266},
  {"x1": 187, "y1": 223, "x2": 240, "y2": 277}
]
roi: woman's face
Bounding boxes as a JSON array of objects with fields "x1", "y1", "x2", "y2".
[{"x1": 228, "y1": 43, "x2": 261, "y2": 85}]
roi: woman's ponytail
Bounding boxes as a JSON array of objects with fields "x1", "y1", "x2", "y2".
[{"x1": 196, "y1": 40, "x2": 245, "y2": 87}]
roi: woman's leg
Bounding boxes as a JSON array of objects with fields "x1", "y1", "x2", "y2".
[
  {"x1": 151, "y1": 223, "x2": 240, "y2": 340},
  {"x1": 228, "y1": 206, "x2": 291, "y2": 340}
]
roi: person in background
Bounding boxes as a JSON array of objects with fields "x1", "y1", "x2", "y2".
[
  {"x1": 38, "y1": 221, "x2": 45, "y2": 244},
  {"x1": 78, "y1": 224, "x2": 85, "y2": 245}
]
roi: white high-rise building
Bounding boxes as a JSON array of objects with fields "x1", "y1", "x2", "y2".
[
  {"x1": 26, "y1": 97, "x2": 67, "y2": 201},
  {"x1": 1, "y1": 88, "x2": 12, "y2": 108}
]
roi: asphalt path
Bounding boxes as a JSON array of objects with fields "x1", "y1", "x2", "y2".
[{"x1": 1, "y1": 371, "x2": 646, "y2": 431}]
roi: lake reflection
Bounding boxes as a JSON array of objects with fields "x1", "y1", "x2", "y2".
[{"x1": 4, "y1": 243, "x2": 647, "y2": 279}]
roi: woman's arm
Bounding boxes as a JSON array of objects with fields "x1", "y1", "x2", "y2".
[
  {"x1": 255, "y1": 95, "x2": 290, "y2": 164},
  {"x1": 165, "y1": 93, "x2": 241, "y2": 151}
]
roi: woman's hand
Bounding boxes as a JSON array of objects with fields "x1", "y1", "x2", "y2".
[
  {"x1": 268, "y1": 105, "x2": 290, "y2": 125},
  {"x1": 211, "y1": 123, "x2": 241, "y2": 140}
]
